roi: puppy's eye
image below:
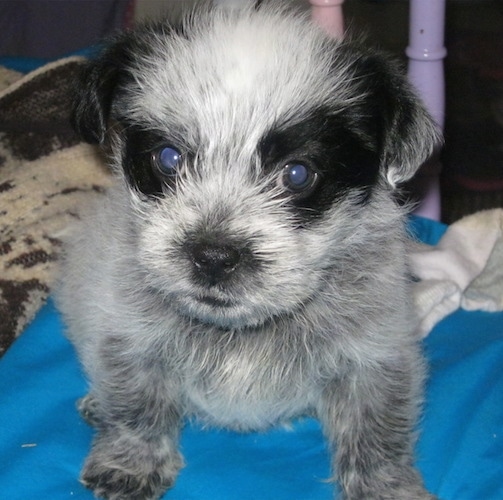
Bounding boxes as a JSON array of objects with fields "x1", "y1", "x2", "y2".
[
  {"x1": 151, "y1": 146, "x2": 182, "y2": 177},
  {"x1": 280, "y1": 163, "x2": 319, "y2": 196}
]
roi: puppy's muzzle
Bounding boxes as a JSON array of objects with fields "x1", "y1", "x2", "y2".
[{"x1": 188, "y1": 242, "x2": 242, "y2": 287}]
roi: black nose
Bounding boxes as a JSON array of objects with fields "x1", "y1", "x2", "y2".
[{"x1": 189, "y1": 242, "x2": 241, "y2": 285}]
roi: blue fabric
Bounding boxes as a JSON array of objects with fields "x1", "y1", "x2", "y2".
[
  {"x1": 0, "y1": 56, "x2": 50, "y2": 73},
  {"x1": 408, "y1": 214, "x2": 448, "y2": 246},
  {"x1": 0, "y1": 47, "x2": 98, "y2": 73},
  {"x1": 1, "y1": 217, "x2": 502, "y2": 500}
]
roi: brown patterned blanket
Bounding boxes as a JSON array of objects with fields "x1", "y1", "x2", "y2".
[{"x1": 0, "y1": 58, "x2": 112, "y2": 355}]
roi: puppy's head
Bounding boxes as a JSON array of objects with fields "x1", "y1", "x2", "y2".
[{"x1": 73, "y1": 5, "x2": 439, "y2": 328}]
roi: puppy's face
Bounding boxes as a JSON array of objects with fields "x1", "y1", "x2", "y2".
[{"x1": 73, "y1": 7, "x2": 438, "y2": 328}]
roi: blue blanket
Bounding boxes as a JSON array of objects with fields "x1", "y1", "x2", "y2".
[{"x1": 1, "y1": 218, "x2": 502, "y2": 499}]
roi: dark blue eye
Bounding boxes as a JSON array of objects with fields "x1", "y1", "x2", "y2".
[
  {"x1": 152, "y1": 146, "x2": 181, "y2": 177},
  {"x1": 281, "y1": 163, "x2": 318, "y2": 194}
]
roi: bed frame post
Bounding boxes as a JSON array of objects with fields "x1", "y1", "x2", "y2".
[
  {"x1": 309, "y1": 0, "x2": 345, "y2": 39},
  {"x1": 406, "y1": 0, "x2": 447, "y2": 220}
]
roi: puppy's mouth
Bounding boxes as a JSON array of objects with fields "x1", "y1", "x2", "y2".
[
  {"x1": 174, "y1": 292, "x2": 267, "y2": 329},
  {"x1": 195, "y1": 295, "x2": 235, "y2": 308}
]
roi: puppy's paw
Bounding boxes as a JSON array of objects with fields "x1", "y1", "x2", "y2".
[
  {"x1": 81, "y1": 432, "x2": 183, "y2": 500},
  {"x1": 342, "y1": 466, "x2": 437, "y2": 500},
  {"x1": 370, "y1": 485, "x2": 438, "y2": 500},
  {"x1": 343, "y1": 485, "x2": 437, "y2": 500},
  {"x1": 383, "y1": 468, "x2": 438, "y2": 500}
]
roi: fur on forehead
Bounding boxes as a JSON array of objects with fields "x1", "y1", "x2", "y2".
[
  {"x1": 72, "y1": 3, "x2": 440, "y2": 189},
  {"x1": 125, "y1": 7, "x2": 353, "y2": 140}
]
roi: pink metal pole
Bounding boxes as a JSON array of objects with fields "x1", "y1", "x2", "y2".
[
  {"x1": 406, "y1": 0, "x2": 447, "y2": 220},
  {"x1": 309, "y1": 0, "x2": 345, "y2": 39}
]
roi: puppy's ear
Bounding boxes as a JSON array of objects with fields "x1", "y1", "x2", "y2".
[
  {"x1": 71, "y1": 37, "x2": 134, "y2": 144},
  {"x1": 349, "y1": 48, "x2": 442, "y2": 189}
]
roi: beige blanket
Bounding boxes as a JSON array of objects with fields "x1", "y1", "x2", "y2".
[
  {"x1": 411, "y1": 209, "x2": 503, "y2": 336},
  {"x1": 0, "y1": 58, "x2": 112, "y2": 355}
]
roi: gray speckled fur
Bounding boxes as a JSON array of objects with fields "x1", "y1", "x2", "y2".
[{"x1": 56, "y1": 4, "x2": 439, "y2": 499}]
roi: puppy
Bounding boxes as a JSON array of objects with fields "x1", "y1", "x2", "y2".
[{"x1": 56, "y1": 4, "x2": 440, "y2": 499}]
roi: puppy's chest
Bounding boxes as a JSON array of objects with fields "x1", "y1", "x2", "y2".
[{"x1": 180, "y1": 339, "x2": 318, "y2": 430}]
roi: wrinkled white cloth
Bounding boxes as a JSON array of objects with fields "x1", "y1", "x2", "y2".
[{"x1": 410, "y1": 209, "x2": 503, "y2": 337}]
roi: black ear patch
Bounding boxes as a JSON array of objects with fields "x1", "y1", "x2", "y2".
[
  {"x1": 260, "y1": 109, "x2": 381, "y2": 222},
  {"x1": 71, "y1": 26, "x2": 168, "y2": 145},
  {"x1": 71, "y1": 40, "x2": 130, "y2": 144},
  {"x1": 71, "y1": 21, "x2": 189, "y2": 146},
  {"x1": 338, "y1": 44, "x2": 440, "y2": 186}
]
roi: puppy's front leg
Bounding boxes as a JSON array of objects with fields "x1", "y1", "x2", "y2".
[
  {"x1": 80, "y1": 353, "x2": 183, "y2": 500},
  {"x1": 318, "y1": 361, "x2": 436, "y2": 500}
]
